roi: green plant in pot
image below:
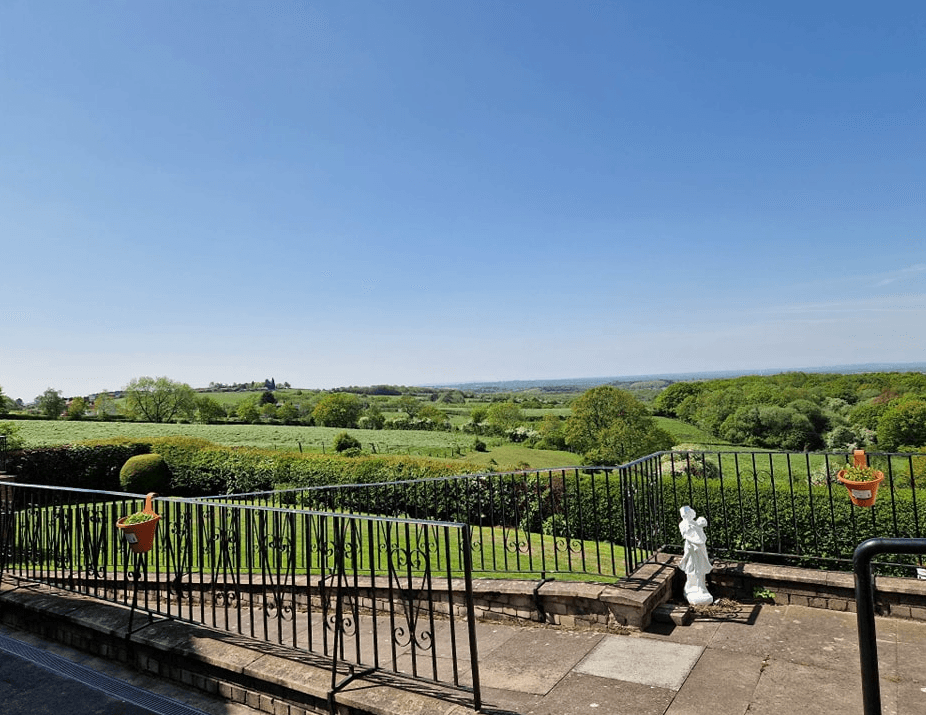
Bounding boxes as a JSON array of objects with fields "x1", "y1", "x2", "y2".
[
  {"x1": 116, "y1": 492, "x2": 161, "y2": 553},
  {"x1": 836, "y1": 451, "x2": 884, "y2": 507}
]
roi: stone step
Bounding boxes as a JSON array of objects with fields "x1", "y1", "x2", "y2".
[{"x1": 653, "y1": 602, "x2": 694, "y2": 626}]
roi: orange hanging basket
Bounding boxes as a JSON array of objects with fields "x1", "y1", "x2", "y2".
[
  {"x1": 116, "y1": 492, "x2": 161, "y2": 554},
  {"x1": 836, "y1": 450, "x2": 884, "y2": 508}
]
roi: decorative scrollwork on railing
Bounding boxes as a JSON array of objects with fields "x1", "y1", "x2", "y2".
[
  {"x1": 167, "y1": 511, "x2": 194, "y2": 603},
  {"x1": 320, "y1": 517, "x2": 362, "y2": 654},
  {"x1": 49, "y1": 505, "x2": 73, "y2": 572},
  {"x1": 502, "y1": 526, "x2": 531, "y2": 555},
  {"x1": 264, "y1": 591, "x2": 295, "y2": 622},
  {"x1": 393, "y1": 622, "x2": 433, "y2": 650},
  {"x1": 78, "y1": 504, "x2": 109, "y2": 579},
  {"x1": 210, "y1": 509, "x2": 243, "y2": 611},
  {"x1": 324, "y1": 604, "x2": 356, "y2": 637},
  {"x1": 257, "y1": 511, "x2": 296, "y2": 624},
  {"x1": 214, "y1": 589, "x2": 239, "y2": 608},
  {"x1": 554, "y1": 536, "x2": 583, "y2": 554},
  {"x1": 384, "y1": 523, "x2": 434, "y2": 653},
  {"x1": 20, "y1": 508, "x2": 44, "y2": 567}
]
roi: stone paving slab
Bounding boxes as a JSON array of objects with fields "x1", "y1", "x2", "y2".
[
  {"x1": 574, "y1": 635, "x2": 704, "y2": 691},
  {"x1": 523, "y1": 671, "x2": 675, "y2": 715},
  {"x1": 664, "y1": 646, "x2": 764, "y2": 715},
  {"x1": 476, "y1": 628, "x2": 604, "y2": 695},
  {"x1": 707, "y1": 603, "x2": 792, "y2": 656},
  {"x1": 746, "y1": 658, "x2": 876, "y2": 715}
]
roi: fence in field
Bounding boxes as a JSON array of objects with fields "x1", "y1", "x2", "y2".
[
  {"x1": 213, "y1": 449, "x2": 926, "y2": 577},
  {"x1": 0, "y1": 484, "x2": 482, "y2": 710}
]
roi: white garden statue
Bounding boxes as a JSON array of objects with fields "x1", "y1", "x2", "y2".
[{"x1": 678, "y1": 505, "x2": 713, "y2": 606}]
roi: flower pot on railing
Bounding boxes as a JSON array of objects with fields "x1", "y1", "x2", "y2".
[
  {"x1": 116, "y1": 492, "x2": 160, "y2": 554},
  {"x1": 836, "y1": 450, "x2": 884, "y2": 508}
]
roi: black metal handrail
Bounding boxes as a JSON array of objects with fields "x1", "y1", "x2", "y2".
[
  {"x1": 0, "y1": 483, "x2": 482, "y2": 711},
  {"x1": 853, "y1": 537, "x2": 926, "y2": 715}
]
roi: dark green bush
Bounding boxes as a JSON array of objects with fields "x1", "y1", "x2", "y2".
[
  {"x1": 119, "y1": 453, "x2": 171, "y2": 494},
  {"x1": 333, "y1": 432, "x2": 362, "y2": 453},
  {"x1": 9, "y1": 441, "x2": 150, "y2": 490},
  {"x1": 135, "y1": 436, "x2": 487, "y2": 496}
]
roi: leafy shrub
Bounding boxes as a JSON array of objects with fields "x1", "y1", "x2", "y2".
[
  {"x1": 0, "y1": 422, "x2": 25, "y2": 451},
  {"x1": 661, "y1": 451, "x2": 720, "y2": 480},
  {"x1": 119, "y1": 453, "x2": 171, "y2": 494},
  {"x1": 9, "y1": 441, "x2": 151, "y2": 490},
  {"x1": 333, "y1": 432, "x2": 362, "y2": 453}
]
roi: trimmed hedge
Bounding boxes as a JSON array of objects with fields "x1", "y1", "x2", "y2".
[
  {"x1": 6, "y1": 437, "x2": 489, "y2": 497},
  {"x1": 8, "y1": 441, "x2": 151, "y2": 491},
  {"x1": 119, "y1": 453, "x2": 171, "y2": 494},
  {"x1": 658, "y1": 475, "x2": 926, "y2": 571},
  {"x1": 134, "y1": 437, "x2": 490, "y2": 497}
]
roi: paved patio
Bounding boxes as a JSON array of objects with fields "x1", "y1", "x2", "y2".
[{"x1": 2, "y1": 579, "x2": 925, "y2": 714}]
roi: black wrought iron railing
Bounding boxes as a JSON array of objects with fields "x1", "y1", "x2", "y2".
[
  {"x1": 657, "y1": 449, "x2": 926, "y2": 574},
  {"x1": 213, "y1": 449, "x2": 926, "y2": 578},
  {"x1": 0, "y1": 484, "x2": 482, "y2": 710},
  {"x1": 209, "y1": 465, "x2": 651, "y2": 578}
]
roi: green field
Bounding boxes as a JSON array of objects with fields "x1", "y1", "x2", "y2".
[
  {"x1": 653, "y1": 416, "x2": 731, "y2": 446},
  {"x1": 8, "y1": 420, "x2": 587, "y2": 469},
  {"x1": 8, "y1": 413, "x2": 726, "y2": 471}
]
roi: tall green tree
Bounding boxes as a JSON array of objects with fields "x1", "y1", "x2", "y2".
[
  {"x1": 92, "y1": 392, "x2": 117, "y2": 418},
  {"x1": 123, "y1": 376, "x2": 196, "y2": 423},
  {"x1": 65, "y1": 397, "x2": 87, "y2": 420},
  {"x1": 398, "y1": 394, "x2": 421, "y2": 417},
  {"x1": 195, "y1": 396, "x2": 226, "y2": 424},
  {"x1": 653, "y1": 382, "x2": 705, "y2": 417},
  {"x1": 418, "y1": 404, "x2": 450, "y2": 429},
  {"x1": 236, "y1": 395, "x2": 261, "y2": 423},
  {"x1": 877, "y1": 399, "x2": 926, "y2": 451},
  {"x1": 313, "y1": 392, "x2": 363, "y2": 428},
  {"x1": 565, "y1": 386, "x2": 673, "y2": 466},
  {"x1": 36, "y1": 388, "x2": 67, "y2": 419},
  {"x1": 486, "y1": 401, "x2": 522, "y2": 434}
]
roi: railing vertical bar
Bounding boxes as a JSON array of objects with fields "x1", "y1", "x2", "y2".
[
  {"x1": 423, "y1": 525, "x2": 439, "y2": 682},
  {"x1": 786, "y1": 454, "x2": 799, "y2": 558},
  {"x1": 460, "y1": 524, "x2": 481, "y2": 712}
]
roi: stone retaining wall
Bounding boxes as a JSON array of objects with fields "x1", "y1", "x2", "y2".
[{"x1": 705, "y1": 558, "x2": 926, "y2": 620}]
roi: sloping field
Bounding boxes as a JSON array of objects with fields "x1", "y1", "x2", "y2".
[{"x1": 9, "y1": 420, "x2": 583, "y2": 469}]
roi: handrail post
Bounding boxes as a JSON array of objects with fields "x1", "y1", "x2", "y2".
[{"x1": 854, "y1": 537, "x2": 926, "y2": 715}]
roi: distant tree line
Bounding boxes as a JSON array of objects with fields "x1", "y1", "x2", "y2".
[{"x1": 654, "y1": 371, "x2": 926, "y2": 452}]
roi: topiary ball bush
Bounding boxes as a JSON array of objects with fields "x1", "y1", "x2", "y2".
[{"x1": 120, "y1": 453, "x2": 171, "y2": 494}]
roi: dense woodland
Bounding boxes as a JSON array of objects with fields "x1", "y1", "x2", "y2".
[{"x1": 653, "y1": 371, "x2": 926, "y2": 452}]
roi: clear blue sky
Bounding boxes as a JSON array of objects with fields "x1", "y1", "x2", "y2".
[{"x1": 2, "y1": 1, "x2": 924, "y2": 401}]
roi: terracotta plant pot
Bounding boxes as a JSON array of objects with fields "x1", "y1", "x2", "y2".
[
  {"x1": 116, "y1": 492, "x2": 161, "y2": 554},
  {"x1": 836, "y1": 470, "x2": 884, "y2": 507}
]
